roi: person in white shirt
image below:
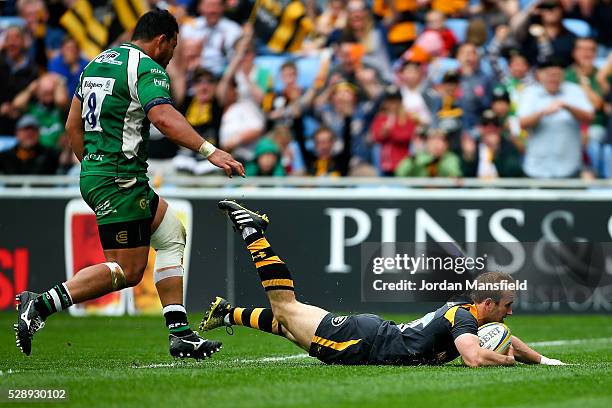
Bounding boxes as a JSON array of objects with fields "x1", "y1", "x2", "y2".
[{"x1": 180, "y1": 0, "x2": 242, "y2": 75}]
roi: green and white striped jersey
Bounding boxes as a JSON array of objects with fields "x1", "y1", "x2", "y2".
[{"x1": 75, "y1": 42, "x2": 173, "y2": 178}]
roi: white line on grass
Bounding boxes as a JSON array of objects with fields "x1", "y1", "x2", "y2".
[
  {"x1": 129, "y1": 337, "x2": 612, "y2": 369},
  {"x1": 529, "y1": 337, "x2": 612, "y2": 347},
  {"x1": 131, "y1": 353, "x2": 310, "y2": 369}
]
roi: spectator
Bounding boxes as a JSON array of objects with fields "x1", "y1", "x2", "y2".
[
  {"x1": 11, "y1": 72, "x2": 68, "y2": 148},
  {"x1": 245, "y1": 137, "x2": 285, "y2": 176},
  {"x1": 427, "y1": 70, "x2": 464, "y2": 151},
  {"x1": 218, "y1": 71, "x2": 265, "y2": 164},
  {"x1": 512, "y1": 0, "x2": 576, "y2": 67},
  {"x1": 518, "y1": 58, "x2": 594, "y2": 178},
  {"x1": 565, "y1": 37, "x2": 607, "y2": 177},
  {"x1": 173, "y1": 67, "x2": 224, "y2": 174},
  {"x1": 397, "y1": 61, "x2": 432, "y2": 125},
  {"x1": 328, "y1": 0, "x2": 393, "y2": 83},
  {"x1": 456, "y1": 42, "x2": 493, "y2": 131},
  {"x1": 180, "y1": 0, "x2": 242, "y2": 75},
  {"x1": 231, "y1": 34, "x2": 274, "y2": 106},
  {"x1": 17, "y1": 0, "x2": 64, "y2": 69},
  {"x1": 490, "y1": 86, "x2": 524, "y2": 151},
  {"x1": 0, "y1": 115, "x2": 59, "y2": 174},
  {"x1": 311, "y1": 0, "x2": 347, "y2": 48},
  {"x1": 372, "y1": 0, "x2": 420, "y2": 59},
  {"x1": 461, "y1": 109, "x2": 524, "y2": 178},
  {"x1": 468, "y1": 0, "x2": 519, "y2": 31},
  {"x1": 314, "y1": 78, "x2": 383, "y2": 165},
  {"x1": 394, "y1": 128, "x2": 462, "y2": 177},
  {"x1": 423, "y1": 10, "x2": 458, "y2": 57},
  {"x1": 48, "y1": 36, "x2": 88, "y2": 96},
  {"x1": 0, "y1": 26, "x2": 39, "y2": 135},
  {"x1": 295, "y1": 124, "x2": 351, "y2": 177},
  {"x1": 270, "y1": 124, "x2": 305, "y2": 175},
  {"x1": 266, "y1": 61, "x2": 304, "y2": 127},
  {"x1": 370, "y1": 86, "x2": 418, "y2": 176}
]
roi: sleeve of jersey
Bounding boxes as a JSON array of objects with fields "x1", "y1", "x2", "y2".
[
  {"x1": 450, "y1": 308, "x2": 478, "y2": 340},
  {"x1": 137, "y1": 64, "x2": 174, "y2": 114},
  {"x1": 75, "y1": 73, "x2": 83, "y2": 102}
]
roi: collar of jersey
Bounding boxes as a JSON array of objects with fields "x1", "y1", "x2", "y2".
[{"x1": 121, "y1": 42, "x2": 146, "y2": 54}]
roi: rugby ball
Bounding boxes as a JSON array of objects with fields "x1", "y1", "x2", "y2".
[{"x1": 478, "y1": 322, "x2": 512, "y2": 354}]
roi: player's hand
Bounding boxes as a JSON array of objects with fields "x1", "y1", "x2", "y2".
[
  {"x1": 506, "y1": 345, "x2": 516, "y2": 365},
  {"x1": 207, "y1": 149, "x2": 245, "y2": 178}
]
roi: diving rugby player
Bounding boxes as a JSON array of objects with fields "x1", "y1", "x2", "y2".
[{"x1": 201, "y1": 201, "x2": 565, "y2": 366}]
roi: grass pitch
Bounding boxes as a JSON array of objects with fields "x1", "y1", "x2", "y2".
[{"x1": 1, "y1": 312, "x2": 611, "y2": 407}]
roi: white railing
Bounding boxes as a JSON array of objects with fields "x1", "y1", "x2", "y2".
[{"x1": 1, "y1": 175, "x2": 612, "y2": 189}]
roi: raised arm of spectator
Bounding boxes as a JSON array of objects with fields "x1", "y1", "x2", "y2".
[
  {"x1": 292, "y1": 115, "x2": 316, "y2": 166},
  {"x1": 510, "y1": 0, "x2": 541, "y2": 41},
  {"x1": 53, "y1": 75, "x2": 69, "y2": 109},
  {"x1": 487, "y1": 25, "x2": 511, "y2": 83},
  {"x1": 596, "y1": 53, "x2": 612, "y2": 95},
  {"x1": 562, "y1": 99, "x2": 595, "y2": 123},
  {"x1": 12, "y1": 80, "x2": 38, "y2": 112},
  {"x1": 216, "y1": 34, "x2": 250, "y2": 106},
  {"x1": 338, "y1": 115, "x2": 353, "y2": 176}
]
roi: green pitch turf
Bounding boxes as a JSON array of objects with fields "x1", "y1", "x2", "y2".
[{"x1": 1, "y1": 313, "x2": 610, "y2": 408}]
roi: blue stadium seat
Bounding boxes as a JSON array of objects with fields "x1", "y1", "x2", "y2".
[
  {"x1": 0, "y1": 16, "x2": 25, "y2": 30},
  {"x1": 562, "y1": 18, "x2": 591, "y2": 38},
  {"x1": 445, "y1": 19, "x2": 469, "y2": 43},
  {"x1": 255, "y1": 55, "x2": 321, "y2": 92},
  {"x1": 0, "y1": 136, "x2": 17, "y2": 152},
  {"x1": 519, "y1": 0, "x2": 537, "y2": 8},
  {"x1": 428, "y1": 57, "x2": 460, "y2": 83}
]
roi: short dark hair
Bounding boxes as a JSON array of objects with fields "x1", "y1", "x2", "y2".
[
  {"x1": 132, "y1": 9, "x2": 179, "y2": 42},
  {"x1": 193, "y1": 67, "x2": 217, "y2": 83},
  {"x1": 470, "y1": 271, "x2": 515, "y2": 303},
  {"x1": 281, "y1": 61, "x2": 297, "y2": 72}
]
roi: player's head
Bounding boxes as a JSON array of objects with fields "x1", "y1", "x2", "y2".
[
  {"x1": 132, "y1": 9, "x2": 179, "y2": 68},
  {"x1": 470, "y1": 271, "x2": 515, "y2": 324}
]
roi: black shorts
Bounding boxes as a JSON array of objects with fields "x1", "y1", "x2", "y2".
[
  {"x1": 309, "y1": 313, "x2": 385, "y2": 365},
  {"x1": 97, "y1": 193, "x2": 160, "y2": 250}
]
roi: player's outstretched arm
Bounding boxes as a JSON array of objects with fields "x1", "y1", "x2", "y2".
[
  {"x1": 455, "y1": 333, "x2": 515, "y2": 367},
  {"x1": 66, "y1": 96, "x2": 84, "y2": 162},
  {"x1": 147, "y1": 104, "x2": 245, "y2": 177},
  {"x1": 511, "y1": 335, "x2": 566, "y2": 365}
]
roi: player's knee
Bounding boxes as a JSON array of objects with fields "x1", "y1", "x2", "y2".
[
  {"x1": 150, "y1": 207, "x2": 186, "y2": 271},
  {"x1": 104, "y1": 261, "x2": 145, "y2": 290},
  {"x1": 269, "y1": 298, "x2": 296, "y2": 327},
  {"x1": 123, "y1": 265, "x2": 146, "y2": 287}
]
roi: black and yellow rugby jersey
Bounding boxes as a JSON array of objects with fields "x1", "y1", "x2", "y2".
[{"x1": 373, "y1": 301, "x2": 478, "y2": 365}]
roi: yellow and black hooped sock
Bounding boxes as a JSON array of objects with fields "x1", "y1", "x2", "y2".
[
  {"x1": 244, "y1": 231, "x2": 294, "y2": 292},
  {"x1": 228, "y1": 307, "x2": 285, "y2": 336}
]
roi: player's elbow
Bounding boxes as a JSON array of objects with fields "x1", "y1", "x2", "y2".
[{"x1": 147, "y1": 104, "x2": 175, "y2": 133}]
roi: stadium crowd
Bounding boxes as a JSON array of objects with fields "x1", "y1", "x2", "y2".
[{"x1": 0, "y1": 0, "x2": 611, "y2": 180}]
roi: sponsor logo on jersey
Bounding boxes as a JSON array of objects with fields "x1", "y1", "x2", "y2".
[
  {"x1": 154, "y1": 78, "x2": 170, "y2": 90},
  {"x1": 115, "y1": 231, "x2": 128, "y2": 245},
  {"x1": 84, "y1": 153, "x2": 104, "y2": 161},
  {"x1": 82, "y1": 77, "x2": 116, "y2": 93},
  {"x1": 150, "y1": 68, "x2": 166, "y2": 76},
  {"x1": 139, "y1": 198, "x2": 147, "y2": 210},
  {"x1": 94, "y1": 51, "x2": 123, "y2": 65},
  {"x1": 94, "y1": 200, "x2": 116, "y2": 217},
  {"x1": 331, "y1": 316, "x2": 348, "y2": 327}
]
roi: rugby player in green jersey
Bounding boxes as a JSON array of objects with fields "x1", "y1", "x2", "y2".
[
  {"x1": 15, "y1": 9, "x2": 243, "y2": 359},
  {"x1": 201, "y1": 200, "x2": 566, "y2": 367}
]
